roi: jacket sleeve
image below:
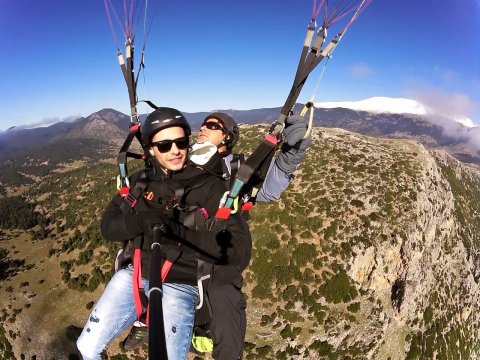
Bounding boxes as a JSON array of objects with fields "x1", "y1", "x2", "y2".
[
  {"x1": 100, "y1": 193, "x2": 143, "y2": 242},
  {"x1": 255, "y1": 159, "x2": 292, "y2": 202}
]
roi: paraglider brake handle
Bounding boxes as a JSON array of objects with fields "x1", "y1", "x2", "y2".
[
  {"x1": 152, "y1": 224, "x2": 168, "y2": 248},
  {"x1": 153, "y1": 224, "x2": 167, "y2": 235}
]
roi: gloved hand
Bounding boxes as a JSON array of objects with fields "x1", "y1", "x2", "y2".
[
  {"x1": 150, "y1": 220, "x2": 184, "y2": 251},
  {"x1": 124, "y1": 211, "x2": 169, "y2": 237},
  {"x1": 154, "y1": 217, "x2": 186, "y2": 240},
  {"x1": 124, "y1": 211, "x2": 186, "y2": 251},
  {"x1": 276, "y1": 114, "x2": 312, "y2": 174}
]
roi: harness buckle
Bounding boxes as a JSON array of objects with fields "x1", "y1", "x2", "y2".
[
  {"x1": 199, "y1": 208, "x2": 209, "y2": 219},
  {"x1": 123, "y1": 193, "x2": 138, "y2": 208},
  {"x1": 218, "y1": 191, "x2": 229, "y2": 208}
]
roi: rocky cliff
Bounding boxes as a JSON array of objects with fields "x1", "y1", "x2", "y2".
[{"x1": 242, "y1": 126, "x2": 480, "y2": 359}]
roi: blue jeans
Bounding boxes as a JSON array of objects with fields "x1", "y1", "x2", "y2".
[{"x1": 76, "y1": 265, "x2": 198, "y2": 359}]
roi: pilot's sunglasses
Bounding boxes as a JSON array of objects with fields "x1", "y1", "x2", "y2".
[
  {"x1": 202, "y1": 121, "x2": 226, "y2": 133},
  {"x1": 153, "y1": 137, "x2": 189, "y2": 153}
]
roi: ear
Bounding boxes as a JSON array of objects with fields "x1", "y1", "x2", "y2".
[{"x1": 148, "y1": 146, "x2": 155, "y2": 157}]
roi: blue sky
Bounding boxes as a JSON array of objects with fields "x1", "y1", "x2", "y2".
[{"x1": 1, "y1": 0, "x2": 479, "y2": 131}]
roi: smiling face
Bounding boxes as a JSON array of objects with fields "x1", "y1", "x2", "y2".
[
  {"x1": 197, "y1": 118, "x2": 228, "y2": 151},
  {"x1": 148, "y1": 126, "x2": 188, "y2": 172}
]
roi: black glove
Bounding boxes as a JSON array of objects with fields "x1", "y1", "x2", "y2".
[
  {"x1": 154, "y1": 217, "x2": 186, "y2": 240},
  {"x1": 124, "y1": 211, "x2": 169, "y2": 237},
  {"x1": 276, "y1": 114, "x2": 312, "y2": 174}
]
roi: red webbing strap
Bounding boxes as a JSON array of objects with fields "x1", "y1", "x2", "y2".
[
  {"x1": 132, "y1": 248, "x2": 144, "y2": 319},
  {"x1": 161, "y1": 260, "x2": 173, "y2": 282},
  {"x1": 145, "y1": 260, "x2": 173, "y2": 326}
]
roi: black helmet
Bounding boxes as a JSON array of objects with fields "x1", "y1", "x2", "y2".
[
  {"x1": 142, "y1": 107, "x2": 191, "y2": 147},
  {"x1": 204, "y1": 112, "x2": 239, "y2": 150}
]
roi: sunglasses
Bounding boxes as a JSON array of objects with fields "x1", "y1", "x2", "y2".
[
  {"x1": 153, "y1": 137, "x2": 189, "y2": 153},
  {"x1": 201, "y1": 121, "x2": 226, "y2": 133}
]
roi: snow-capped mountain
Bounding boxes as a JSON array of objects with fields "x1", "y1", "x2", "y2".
[{"x1": 315, "y1": 97, "x2": 477, "y2": 128}]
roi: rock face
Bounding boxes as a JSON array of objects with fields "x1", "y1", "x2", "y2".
[
  {"x1": 62, "y1": 109, "x2": 131, "y2": 147},
  {"x1": 243, "y1": 126, "x2": 480, "y2": 359},
  {"x1": 0, "y1": 125, "x2": 479, "y2": 359}
]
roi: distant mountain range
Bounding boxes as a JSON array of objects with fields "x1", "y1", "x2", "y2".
[{"x1": 1, "y1": 99, "x2": 479, "y2": 174}]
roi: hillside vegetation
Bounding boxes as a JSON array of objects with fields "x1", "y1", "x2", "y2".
[{"x1": 0, "y1": 125, "x2": 479, "y2": 359}]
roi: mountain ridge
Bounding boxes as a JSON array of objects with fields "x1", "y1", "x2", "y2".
[{"x1": 0, "y1": 103, "x2": 479, "y2": 194}]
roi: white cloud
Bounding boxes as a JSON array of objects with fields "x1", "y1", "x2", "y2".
[
  {"x1": 316, "y1": 93, "x2": 480, "y2": 152},
  {"x1": 408, "y1": 88, "x2": 477, "y2": 119},
  {"x1": 406, "y1": 88, "x2": 479, "y2": 150},
  {"x1": 316, "y1": 97, "x2": 427, "y2": 115},
  {"x1": 350, "y1": 63, "x2": 374, "y2": 79},
  {"x1": 17, "y1": 115, "x2": 82, "y2": 130}
]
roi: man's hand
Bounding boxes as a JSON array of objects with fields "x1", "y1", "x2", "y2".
[
  {"x1": 276, "y1": 114, "x2": 312, "y2": 174},
  {"x1": 124, "y1": 211, "x2": 168, "y2": 237}
]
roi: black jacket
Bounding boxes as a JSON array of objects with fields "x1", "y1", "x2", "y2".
[{"x1": 100, "y1": 154, "x2": 252, "y2": 285}]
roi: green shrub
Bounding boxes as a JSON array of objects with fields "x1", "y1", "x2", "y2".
[
  {"x1": 347, "y1": 302, "x2": 361, "y2": 313},
  {"x1": 309, "y1": 340, "x2": 335, "y2": 357},
  {"x1": 0, "y1": 196, "x2": 38, "y2": 229},
  {"x1": 319, "y1": 269, "x2": 358, "y2": 304}
]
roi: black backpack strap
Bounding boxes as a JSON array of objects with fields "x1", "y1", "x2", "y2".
[
  {"x1": 221, "y1": 153, "x2": 245, "y2": 188},
  {"x1": 230, "y1": 153, "x2": 245, "y2": 179},
  {"x1": 120, "y1": 170, "x2": 149, "y2": 213},
  {"x1": 115, "y1": 170, "x2": 150, "y2": 272},
  {"x1": 175, "y1": 173, "x2": 220, "y2": 229}
]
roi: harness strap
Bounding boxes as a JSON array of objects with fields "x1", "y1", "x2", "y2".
[
  {"x1": 221, "y1": 153, "x2": 245, "y2": 187},
  {"x1": 169, "y1": 173, "x2": 218, "y2": 228},
  {"x1": 230, "y1": 153, "x2": 244, "y2": 180},
  {"x1": 216, "y1": 135, "x2": 278, "y2": 219},
  {"x1": 196, "y1": 261, "x2": 213, "y2": 310},
  {"x1": 145, "y1": 259, "x2": 173, "y2": 326},
  {"x1": 120, "y1": 175, "x2": 149, "y2": 213},
  {"x1": 133, "y1": 248, "x2": 145, "y2": 319},
  {"x1": 133, "y1": 253, "x2": 174, "y2": 322},
  {"x1": 119, "y1": 40, "x2": 139, "y2": 119},
  {"x1": 161, "y1": 260, "x2": 173, "y2": 282},
  {"x1": 117, "y1": 123, "x2": 145, "y2": 197},
  {"x1": 300, "y1": 102, "x2": 315, "y2": 139}
]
